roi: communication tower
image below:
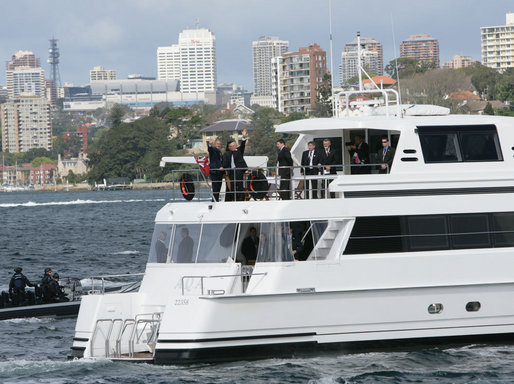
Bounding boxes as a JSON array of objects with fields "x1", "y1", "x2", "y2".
[{"x1": 48, "y1": 38, "x2": 61, "y2": 103}]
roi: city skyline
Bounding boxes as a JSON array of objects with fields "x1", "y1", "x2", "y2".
[{"x1": 0, "y1": 0, "x2": 512, "y2": 91}]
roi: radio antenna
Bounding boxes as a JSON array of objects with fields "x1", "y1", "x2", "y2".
[
  {"x1": 328, "y1": 0, "x2": 335, "y2": 116},
  {"x1": 390, "y1": 13, "x2": 402, "y2": 106}
]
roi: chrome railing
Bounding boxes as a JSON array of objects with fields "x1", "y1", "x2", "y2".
[
  {"x1": 181, "y1": 270, "x2": 267, "y2": 296},
  {"x1": 170, "y1": 163, "x2": 390, "y2": 202},
  {"x1": 87, "y1": 273, "x2": 145, "y2": 294},
  {"x1": 91, "y1": 312, "x2": 162, "y2": 359}
]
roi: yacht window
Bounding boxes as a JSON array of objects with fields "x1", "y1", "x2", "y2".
[
  {"x1": 170, "y1": 224, "x2": 201, "y2": 263},
  {"x1": 492, "y1": 212, "x2": 514, "y2": 247},
  {"x1": 418, "y1": 125, "x2": 503, "y2": 163},
  {"x1": 196, "y1": 224, "x2": 237, "y2": 263},
  {"x1": 460, "y1": 131, "x2": 502, "y2": 161},
  {"x1": 256, "y1": 222, "x2": 295, "y2": 263},
  {"x1": 419, "y1": 133, "x2": 459, "y2": 162},
  {"x1": 450, "y1": 214, "x2": 491, "y2": 249},
  {"x1": 307, "y1": 221, "x2": 328, "y2": 260},
  {"x1": 405, "y1": 215, "x2": 449, "y2": 251},
  {"x1": 148, "y1": 224, "x2": 173, "y2": 263}
]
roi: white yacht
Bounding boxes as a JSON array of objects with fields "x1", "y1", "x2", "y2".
[{"x1": 70, "y1": 57, "x2": 514, "y2": 362}]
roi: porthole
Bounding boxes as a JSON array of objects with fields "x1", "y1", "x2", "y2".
[
  {"x1": 403, "y1": 149, "x2": 417, "y2": 154},
  {"x1": 401, "y1": 157, "x2": 418, "y2": 162},
  {"x1": 466, "y1": 301, "x2": 481, "y2": 312},
  {"x1": 428, "y1": 303, "x2": 444, "y2": 314}
]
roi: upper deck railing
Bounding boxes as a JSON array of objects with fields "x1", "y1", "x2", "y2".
[
  {"x1": 334, "y1": 88, "x2": 402, "y2": 118},
  {"x1": 168, "y1": 163, "x2": 389, "y2": 202}
]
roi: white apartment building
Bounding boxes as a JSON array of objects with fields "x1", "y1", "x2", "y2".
[
  {"x1": 90, "y1": 66, "x2": 116, "y2": 82},
  {"x1": 157, "y1": 45, "x2": 180, "y2": 81},
  {"x1": 252, "y1": 36, "x2": 289, "y2": 97},
  {"x1": 1, "y1": 96, "x2": 52, "y2": 153},
  {"x1": 481, "y1": 13, "x2": 514, "y2": 72},
  {"x1": 6, "y1": 67, "x2": 45, "y2": 98},
  {"x1": 339, "y1": 49, "x2": 379, "y2": 86},
  {"x1": 157, "y1": 27, "x2": 217, "y2": 94}
]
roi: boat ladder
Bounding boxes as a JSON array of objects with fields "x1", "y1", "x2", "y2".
[
  {"x1": 90, "y1": 312, "x2": 162, "y2": 361},
  {"x1": 310, "y1": 220, "x2": 343, "y2": 260}
]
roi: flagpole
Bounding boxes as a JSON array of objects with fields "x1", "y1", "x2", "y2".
[{"x1": 192, "y1": 149, "x2": 215, "y2": 202}]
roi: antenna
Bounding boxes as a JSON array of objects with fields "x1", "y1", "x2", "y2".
[
  {"x1": 195, "y1": 18, "x2": 200, "y2": 29},
  {"x1": 328, "y1": 0, "x2": 335, "y2": 116},
  {"x1": 390, "y1": 14, "x2": 402, "y2": 106},
  {"x1": 48, "y1": 38, "x2": 61, "y2": 105}
]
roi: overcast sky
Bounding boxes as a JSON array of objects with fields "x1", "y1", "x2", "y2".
[{"x1": 1, "y1": 0, "x2": 512, "y2": 90}]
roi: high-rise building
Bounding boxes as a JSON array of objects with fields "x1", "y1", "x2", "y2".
[
  {"x1": 6, "y1": 51, "x2": 40, "y2": 70},
  {"x1": 252, "y1": 36, "x2": 289, "y2": 97},
  {"x1": 178, "y1": 28, "x2": 216, "y2": 93},
  {"x1": 5, "y1": 67, "x2": 46, "y2": 98},
  {"x1": 157, "y1": 45, "x2": 180, "y2": 81},
  {"x1": 157, "y1": 27, "x2": 217, "y2": 94},
  {"x1": 273, "y1": 44, "x2": 327, "y2": 115},
  {"x1": 339, "y1": 49, "x2": 379, "y2": 86},
  {"x1": 1, "y1": 96, "x2": 52, "y2": 153},
  {"x1": 443, "y1": 55, "x2": 477, "y2": 69},
  {"x1": 481, "y1": 13, "x2": 514, "y2": 72},
  {"x1": 90, "y1": 66, "x2": 116, "y2": 82},
  {"x1": 400, "y1": 34, "x2": 440, "y2": 67},
  {"x1": 343, "y1": 37, "x2": 383, "y2": 75}
]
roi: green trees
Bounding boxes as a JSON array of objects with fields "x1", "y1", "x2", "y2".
[
  {"x1": 87, "y1": 116, "x2": 175, "y2": 182},
  {"x1": 312, "y1": 72, "x2": 333, "y2": 117},
  {"x1": 31, "y1": 157, "x2": 55, "y2": 167},
  {"x1": 385, "y1": 58, "x2": 436, "y2": 79}
]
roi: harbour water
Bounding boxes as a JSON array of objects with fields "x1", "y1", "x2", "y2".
[{"x1": 1, "y1": 190, "x2": 514, "y2": 383}]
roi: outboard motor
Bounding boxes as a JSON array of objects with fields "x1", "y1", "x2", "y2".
[{"x1": 60, "y1": 278, "x2": 83, "y2": 301}]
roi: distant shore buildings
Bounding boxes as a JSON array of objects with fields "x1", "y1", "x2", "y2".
[
  {"x1": 90, "y1": 66, "x2": 116, "y2": 82},
  {"x1": 272, "y1": 44, "x2": 328, "y2": 114},
  {"x1": 481, "y1": 12, "x2": 514, "y2": 72},
  {"x1": 339, "y1": 37, "x2": 383, "y2": 86},
  {"x1": 251, "y1": 36, "x2": 289, "y2": 107},
  {"x1": 157, "y1": 27, "x2": 217, "y2": 95},
  {"x1": 442, "y1": 55, "x2": 478, "y2": 69},
  {"x1": 400, "y1": 34, "x2": 440, "y2": 67}
]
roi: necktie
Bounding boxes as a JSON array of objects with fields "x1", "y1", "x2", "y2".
[
  {"x1": 309, "y1": 151, "x2": 313, "y2": 165},
  {"x1": 325, "y1": 149, "x2": 329, "y2": 157}
]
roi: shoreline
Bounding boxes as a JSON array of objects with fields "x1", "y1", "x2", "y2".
[{"x1": 6, "y1": 182, "x2": 180, "y2": 192}]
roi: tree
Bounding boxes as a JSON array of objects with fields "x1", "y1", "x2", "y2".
[
  {"x1": 31, "y1": 157, "x2": 55, "y2": 167},
  {"x1": 87, "y1": 116, "x2": 175, "y2": 182},
  {"x1": 108, "y1": 104, "x2": 129, "y2": 128},
  {"x1": 312, "y1": 72, "x2": 333, "y2": 117},
  {"x1": 484, "y1": 102, "x2": 494, "y2": 115},
  {"x1": 385, "y1": 58, "x2": 436, "y2": 79},
  {"x1": 462, "y1": 63, "x2": 501, "y2": 100}
]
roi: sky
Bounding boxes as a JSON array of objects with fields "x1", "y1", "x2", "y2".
[{"x1": 0, "y1": 0, "x2": 512, "y2": 91}]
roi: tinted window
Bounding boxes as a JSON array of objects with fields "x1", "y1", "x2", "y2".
[
  {"x1": 492, "y1": 212, "x2": 514, "y2": 247},
  {"x1": 405, "y1": 215, "x2": 449, "y2": 251},
  {"x1": 418, "y1": 125, "x2": 503, "y2": 163},
  {"x1": 450, "y1": 214, "x2": 491, "y2": 249}
]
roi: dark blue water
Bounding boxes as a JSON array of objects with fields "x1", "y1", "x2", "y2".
[{"x1": 1, "y1": 190, "x2": 514, "y2": 383}]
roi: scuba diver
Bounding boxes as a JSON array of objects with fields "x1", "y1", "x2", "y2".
[
  {"x1": 47, "y1": 273, "x2": 69, "y2": 303},
  {"x1": 9, "y1": 267, "x2": 36, "y2": 306}
]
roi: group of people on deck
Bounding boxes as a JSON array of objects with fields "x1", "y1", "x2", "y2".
[
  {"x1": 8, "y1": 267, "x2": 68, "y2": 306},
  {"x1": 207, "y1": 130, "x2": 395, "y2": 202}
]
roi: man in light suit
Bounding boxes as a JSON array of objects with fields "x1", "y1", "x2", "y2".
[
  {"x1": 222, "y1": 129, "x2": 248, "y2": 201},
  {"x1": 378, "y1": 136, "x2": 395, "y2": 174},
  {"x1": 300, "y1": 141, "x2": 321, "y2": 199}
]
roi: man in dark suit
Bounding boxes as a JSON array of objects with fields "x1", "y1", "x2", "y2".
[
  {"x1": 241, "y1": 227, "x2": 259, "y2": 265},
  {"x1": 348, "y1": 135, "x2": 370, "y2": 174},
  {"x1": 378, "y1": 136, "x2": 395, "y2": 174},
  {"x1": 207, "y1": 137, "x2": 223, "y2": 202},
  {"x1": 222, "y1": 129, "x2": 248, "y2": 201},
  {"x1": 320, "y1": 139, "x2": 339, "y2": 198},
  {"x1": 301, "y1": 141, "x2": 321, "y2": 199},
  {"x1": 276, "y1": 138, "x2": 293, "y2": 200}
]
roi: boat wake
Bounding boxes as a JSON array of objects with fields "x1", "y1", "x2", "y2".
[{"x1": 0, "y1": 198, "x2": 166, "y2": 208}]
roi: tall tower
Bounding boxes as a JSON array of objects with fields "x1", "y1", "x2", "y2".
[
  {"x1": 252, "y1": 36, "x2": 289, "y2": 97},
  {"x1": 48, "y1": 38, "x2": 61, "y2": 103}
]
